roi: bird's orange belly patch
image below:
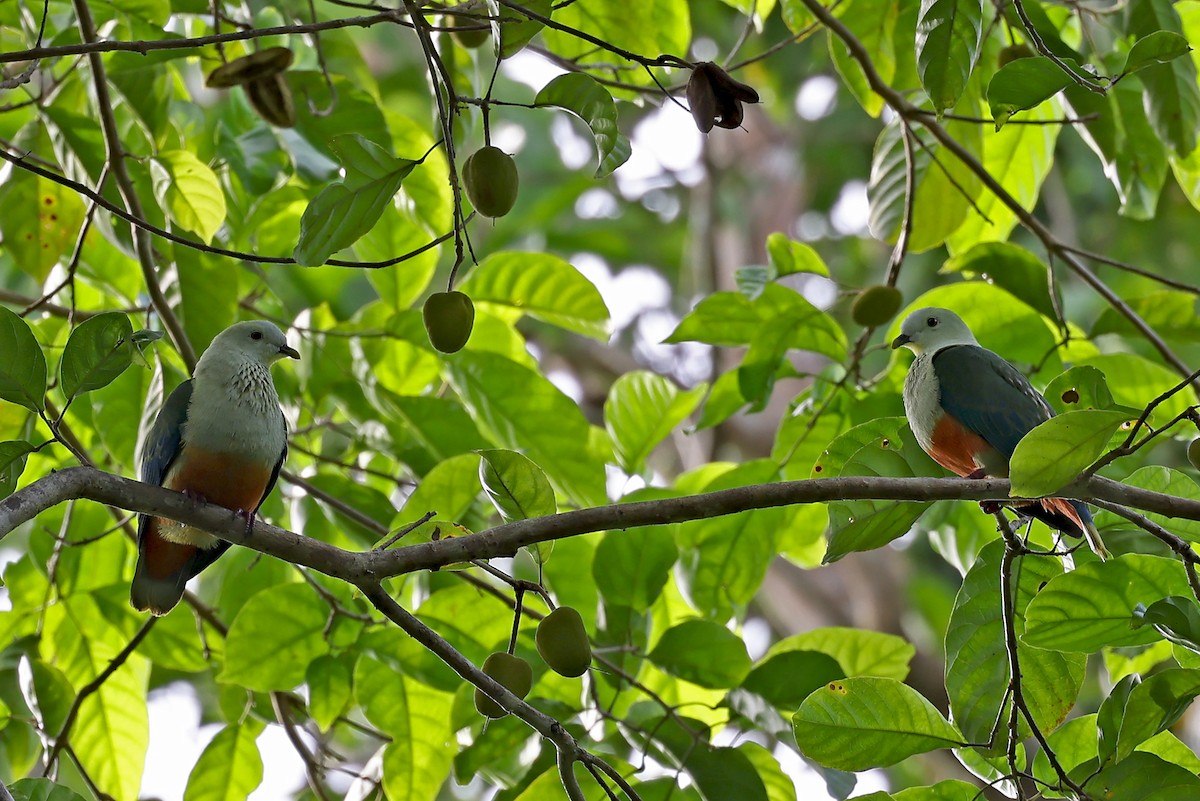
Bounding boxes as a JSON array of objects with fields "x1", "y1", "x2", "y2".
[
  {"x1": 156, "y1": 447, "x2": 274, "y2": 546},
  {"x1": 929, "y1": 414, "x2": 994, "y2": 477}
]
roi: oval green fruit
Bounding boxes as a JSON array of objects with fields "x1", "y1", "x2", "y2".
[
  {"x1": 1188, "y1": 439, "x2": 1200, "y2": 471},
  {"x1": 463, "y1": 146, "x2": 519, "y2": 218},
  {"x1": 851, "y1": 285, "x2": 903, "y2": 327},
  {"x1": 448, "y1": 14, "x2": 490, "y2": 48},
  {"x1": 536, "y1": 606, "x2": 591, "y2": 678},
  {"x1": 474, "y1": 652, "x2": 533, "y2": 718},
  {"x1": 423, "y1": 291, "x2": 475, "y2": 353}
]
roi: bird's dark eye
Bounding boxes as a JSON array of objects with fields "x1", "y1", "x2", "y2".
[
  {"x1": 251, "y1": 331, "x2": 263, "y2": 341},
  {"x1": 926, "y1": 317, "x2": 939, "y2": 327}
]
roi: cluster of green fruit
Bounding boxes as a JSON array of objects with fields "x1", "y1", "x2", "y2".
[{"x1": 474, "y1": 606, "x2": 592, "y2": 719}]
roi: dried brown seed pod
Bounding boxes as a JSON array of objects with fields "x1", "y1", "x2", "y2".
[{"x1": 206, "y1": 47, "x2": 294, "y2": 89}]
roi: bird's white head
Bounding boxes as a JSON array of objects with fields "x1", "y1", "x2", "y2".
[
  {"x1": 197, "y1": 321, "x2": 300, "y2": 370},
  {"x1": 891, "y1": 307, "x2": 978, "y2": 355}
]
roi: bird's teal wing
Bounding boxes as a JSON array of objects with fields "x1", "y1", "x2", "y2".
[
  {"x1": 932, "y1": 345, "x2": 1054, "y2": 458},
  {"x1": 140, "y1": 379, "x2": 193, "y2": 486}
]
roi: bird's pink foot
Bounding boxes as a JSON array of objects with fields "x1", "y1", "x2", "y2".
[{"x1": 234, "y1": 508, "x2": 257, "y2": 536}]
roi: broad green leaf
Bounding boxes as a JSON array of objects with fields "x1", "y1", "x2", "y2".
[
  {"x1": 457, "y1": 252, "x2": 611, "y2": 340},
  {"x1": 445, "y1": 352, "x2": 607, "y2": 507},
  {"x1": 29, "y1": 660, "x2": 74, "y2": 735},
  {"x1": 828, "y1": 0, "x2": 898, "y2": 117},
  {"x1": 0, "y1": 440, "x2": 35, "y2": 500},
  {"x1": 8, "y1": 779, "x2": 90, "y2": 801},
  {"x1": 593, "y1": 522, "x2": 679, "y2": 611},
  {"x1": 1008, "y1": 409, "x2": 1132, "y2": 497},
  {"x1": 736, "y1": 650, "x2": 845, "y2": 711},
  {"x1": 542, "y1": 2, "x2": 690, "y2": 90},
  {"x1": 1098, "y1": 467, "x2": 1200, "y2": 543},
  {"x1": 535, "y1": 73, "x2": 631, "y2": 177},
  {"x1": 1110, "y1": 669, "x2": 1200, "y2": 761},
  {"x1": 766, "y1": 232, "x2": 830, "y2": 277},
  {"x1": 915, "y1": 0, "x2": 984, "y2": 111},
  {"x1": 1123, "y1": 31, "x2": 1193, "y2": 76},
  {"x1": 1078, "y1": 352, "x2": 1198, "y2": 421},
  {"x1": 940, "y1": 242, "x2": 1057, "y2": 321},
  {"x1": 393, "y1": 452, "x2": 483, "y2": 530},
  {"x1": 987, "y1": 57, "x2": 1072, "y2": 127},
  {"x1": 894, "y1": 780, "x2": 983, "y2": 801},
  {"x1": 176, "y1": 247, "x2": 237, "y2": 351},
  {"x1": 793, "y1": 677, "x2": 962, "y2": 771},
  {"x1": 685, "y1": 745, "x2": 769, "y2": 801},
  {"x1": 767, "y1": 627, "x2": 916, "y2": 681},
  {"x1": 1129, "y1": 0, "x2": 1200, "y2": 156},
  {"x1": 221, "y1": 584, "x2": 331, "y2": 691},
  {"x1": 814, "y1": 418, "x2": 942, "y2": 561},
  {"x1": 649, "y1": 619, "x2": 752, "y2": 689},
  {"x1": 945, "y1": 541, "x2": 1084, "y2": 744},
  {"x1": 1079, "y1": 751, "x2": 1200, "y2": 798},
  {"x1": 1092, "y1": 290, "x2": 1200, "y2": 342},
  {"x1": 183, "y1": 722, "x2": 265, "y2": 801},
  {"x1": 946, "y1": 98, "x2": 1061, "y2": 249},
  {"x1": 0, "y1": 167, "x2": 86, "y2": 282},
  {"x1": 306, "y1": 654, "x2": 354, "y2": 732},
  {"x1": 59, "y1": 313, "x2": 134, "y2": 400},
  {"x1": 868, "y1": 118, "x2": 982, "y2": 252},
  {"x1": 1041, "y1": 366, "x2": 1125, "y2": 415},
  {"x1": 739, "y1": 742, "x2": 796, "y2": 801},
  {"x1": 676, "y1": 461, "x2": 787, "y2": 618},
  {"x1": 604, "y1": 371, "x2": 706, "y2": 474},
  {"x1": 150, "y1": 150, "x2": 226, "y2": 243},
  {"x1": 380, "y1": 687, "x2": 455, "y2": 801},
  {"x1": 477, "y1": 448, "x2": 556, "y2": 521},
  {"x1": 294, "y1": 137, "x2": 420, "y2": 266},
  {"x1": 1024, "y1": 555, "x2": 1191, "y2": 651},
  {"x1": 0, "y1": 307, "x2": 47, "y2": 411},
  {"x1": 488, "y1": 0, "x2": 553, "y2": 58},
  {"x1": 1134, "y1": 596, "x2": 1200, "y2": 653}
]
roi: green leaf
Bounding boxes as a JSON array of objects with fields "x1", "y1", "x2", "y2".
[
  {"x1": 736, "y1": 650, "x2": 845, "y2": 711},
  {"x1": 1024, "y1": 555, "x2": 1191, "y2": 651},
  {"x1": 1109, "y1": 669, "x2": 1200, "y2": 761},
  {"x1": 0, "y1": 307, "x2": 47, "y2": 411},
  {"x1": 29, "y1": 660, "x2": 74, "y2": 735},
  {"x1": 1092, "y1": 290, "x2": 1200, "y2": 342},
  {"x1": 940, "y1": 242, "x2": 1058, "y2": 321},
  {"x1": 894, "y1": 780, "x2": 985, "y2": 801},
  {"x1": 306, "y1": 654, "x2": 354, "y2": 732},
  {"x1": 604, "y1": 371, "x2": 706, "y2": 474},
  {"x1": 915, "y1": 0, "x2": 984, "y2": 112},
  {"x1": 814, "y1": 418, "x2": 943, "y2": 562},
  {"x1": 685, "y1": 745, "x2": 769, "y2": 801},
  {"x1": 221, "y1": 584, "x2": 331, "y2": 691},
  {"x1": 488, "y1": 0, "x2": 553, "y2": 59},
  {"x1": 766, "y1": 232, "x2": 830, "y2": 277},
  {"x1": 150, "y1": 150, "x2": 226, "y2": 243},
  {"x1": 542, "y1": 2, "x2": 690, "y2": 90},
  {"x1": 1079, "y1": 750, "x2": 1200, "y2": 798},
  {"x1": 1123, "y1": 31, "x2": 1193, "y2": 76},
  {"x1": 0, "y1": 440, "x2": 35, "y2": 500},
  {"x1": 1100, "y1": 467, "x2": 1200, "y2": 543},
  {"x1": 1041, "y1": 366, "x2": 1126, "y2": 415},
  {"x1": 1078, "y1": 352, "x2": 1197, "y2": 421},
  {"x1": 183, "y1": 722, "x2": 265, "y2": 801},
  {"x1": 792, "y1": 677, "x2": 962, "y2": 771},
  {"x1": 534, "y1": 73, "x2": 631, "y2": 177},
  {"x1": 0, "y1": 167, "x2": 87, "y2": 282},
  {"x1": 946, "y1": 98, "x2": 1061, "y2": 249},
  {"x1": 59, "y1": 313, "x2": 134, "y2": 401},
  {"x1": 649, "y1": 619, "x2": 752, "y2": 689},
  {"x1": 294, "y1": 137, "x2": 420, "y2": 266},
  {"x1": 945, "y1": 541, "x2": 1084, "y2": 745},
  {"x1": 987, "y1": 57, "x2": 1073, "y2": 127},
  {"x1": 767, "y1": 627, "x2": 916, "y2": 680},
  {"x1": 8, "y1": 779, "x2": 90, "y2": 801},
  {"x1": 1128, "y1": 0, "x2": 1200, "y2": 156},
  {"x1": 1134, "y1": 596, "x2": 1200, "y2": 653},
  {"x1": 593, "y1": 521, "x2": 678, "y2": 611},
  {"x1": 828, "y1": 0, "x2": 898, "y2": 118},
  {"x1": 477, "y1": 448, "x2": 556, "y2": 521},
  {"x1": 370, "y1": 672, "x2": 454, "y2": 801},
  {"x1": 445, "y1": 352, "x2": 607, "y2": 507},
  {"x1": 1008, "y1": 410, "x2": 1133, "y2": 497},
  {"x1": 676, "y1": 462, "x2": 788, "y2": 618},
  {"x1": 457, "y1": 252, "x2": 611, "y2": 340}
]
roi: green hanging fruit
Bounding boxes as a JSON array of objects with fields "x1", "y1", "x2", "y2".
[
  {"x1": 474, "y1": 652, "x2": 533, "y2": 718},
  {"x1": 448, "y1": 13, "x2": 490, "y2": 48},
  {"x1": 463, "y1": 146, "x2": 519, "y2": 218},
  {"x1": 852, "y1": 285, "x2": 903, "y2": 327},
  {"x1": 536, "y1": 606, "x2": 591, "y2": 678},
  {"x1": 423, "y1": 291, "x2": 475, "y2": 354}
]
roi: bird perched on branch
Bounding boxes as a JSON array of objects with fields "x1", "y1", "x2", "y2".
[
  {"x1": 131, "y1": 321, "x2": 299, "y2": 614},
  {"x1": 892, "y1": 307, "x2": 1107, "y2": 559}
]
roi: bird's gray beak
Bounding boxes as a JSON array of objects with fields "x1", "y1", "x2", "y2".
[
  {"x1": 280, "y1": 344, "x2": 301, "y2": 360},
  {"x1": 891, "y1": 333, "x2": 911, "y2": 350}
]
